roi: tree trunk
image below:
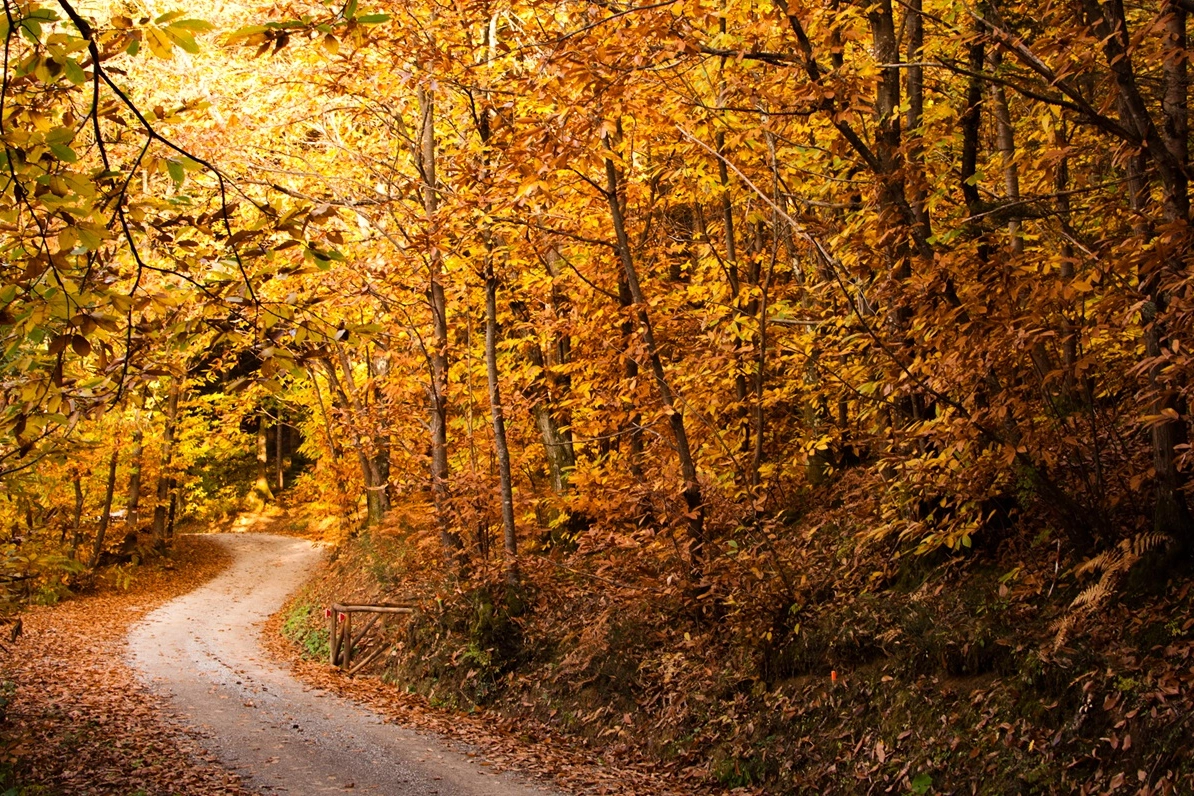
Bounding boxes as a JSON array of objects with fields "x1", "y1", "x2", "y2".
[
  {"x1": 253, "y1": 415, "x2": 274, "y2": 505},
  {"x1": 418, "y1": 85, "x2": 466, "y2": 562},
  {"x1": 485, "y1": 261, "x2": 518, "y2": 584},
  {"x1": 523, "y1": 338, "x2": 574, "y2": 493},
  {"x1": 125, "y1": 404, "x2": 144, "y2": 532},
  {"x1": 152, "y1": 380, "x2": 181, "y2": 542},
  {"x1": 321, "y1": 357, "x2": 383, "y2": 527},
  {"x1": 166, "y1": 482, "x2": 178, "y2": 539},
  {"x1": 1096, "y1": 0, "x2": 1194, "y2": 541},
  {"x1": 69, "y1": 474, "x2": 84, "y2": 559},
  {"x1": 334, "y1": 346, "x2": 389, "y2": 524},
  {"x1": 905, "y1": 0, "x2": 930, "y2": 237},
  {"x1": 276, "y1": 414, "x2": 285, "y2": 493},
  {"x1": 617, "y1": 274, "x2": 645, "y2": 478},
  {"x1": 603, "y1": 131, "x2": 706, "y2": 583},
  {"x1": 987, "y1": 49, "x2": 1023, "y2": 254},
  {"x1": 89, "y1": 448, "x2": 119, "y2": 569}
]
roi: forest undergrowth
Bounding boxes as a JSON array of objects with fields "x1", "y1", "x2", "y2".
[{"x1": 278, "y1": 487, "x2": 1194, "y2": 796}]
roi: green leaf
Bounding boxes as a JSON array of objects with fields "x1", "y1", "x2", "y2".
[
  {"x1": 164, "y1": 27, "x2": 200, "y2": 54},
  {"x1": 20, "y1": 18, "x2": 42, "y2": 42},
  {"x1": 166, "y1": 159, "x2": 185, "y2": 185},
  {"x1": 227, "y1": 24, "x2": 270, "y2": 39},
  {"x1": 356, "y1": 13, "x2": 390, "y2": 24},
  {"x1": 63, "y1": 58, "x2": 86, "y2": 86},
  {"x1": 48, "y1": 143, "x2": 78, "y2": 163},
  {"x1": 910, "y1": 772, "x2": 933, "y2": 794},
  {"x1": 46, "y1": 126, "x2": 74, "y2": 144},
  {"x1": 126, "y1": 37, "x2": 140, "y2": 56},
  {"x1": 75, "y1": 225, "x2": 105, "y2": 251},
  {"x1": 170, "y1": 19, "x2": 213, "y2": 32}
]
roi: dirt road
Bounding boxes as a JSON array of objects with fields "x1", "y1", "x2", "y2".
[{"x1": 127, "y1": 533, "x2": 554, "y2": 795}]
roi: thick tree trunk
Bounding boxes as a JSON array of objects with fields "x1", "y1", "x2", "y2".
[
  {"x1": 89, "y1": 448, "x2": 119, "y2": 569},
  {"x1": 253, "y1": 415, "x2": 274, "y2": 505}
]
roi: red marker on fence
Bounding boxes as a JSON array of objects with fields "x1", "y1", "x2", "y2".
[
  {"x1": 325, "y1": 607, "x2": 332, "y2": 618},
  {"x1": 831, "y1": 670, "x2": 838, "y2": 683}
]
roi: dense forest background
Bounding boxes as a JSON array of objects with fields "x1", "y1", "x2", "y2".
[{"x1": 2, "y1": 0, "x2": 1194, "y2": 790}]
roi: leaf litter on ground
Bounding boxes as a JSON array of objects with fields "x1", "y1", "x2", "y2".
[{"x1": 0, "y1": 536, "x2": 254, "y2": 795}]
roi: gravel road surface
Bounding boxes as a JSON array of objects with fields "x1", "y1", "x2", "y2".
[{"x1": 128, "y1": 533, "x2": 554, "y2": 795}]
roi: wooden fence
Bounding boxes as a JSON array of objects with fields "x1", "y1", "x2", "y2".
[{"x1": 328, "y1": 602, "x2": 414, "y2": 675}]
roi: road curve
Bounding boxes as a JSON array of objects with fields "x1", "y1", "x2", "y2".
[{"x1": 128, "y1": 533, "x2": 553, "y2": 795}]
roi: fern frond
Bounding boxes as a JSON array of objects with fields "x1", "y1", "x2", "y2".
[{"x1": 1052, "y1": 531, "x2": 1174, "y2": 651}]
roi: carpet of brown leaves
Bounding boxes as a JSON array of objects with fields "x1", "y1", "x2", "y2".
[{"x1": 0, "y1": 536, "x2": 252, "y2": 795}]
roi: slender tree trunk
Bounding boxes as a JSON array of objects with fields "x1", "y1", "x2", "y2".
[
  {"x1": 959, "y1": 33, "x2": 985, "y2": 219},
  {"x1": 254, "y1": 416, "x2": 274, "y2": 505},
  {"x1": 276, "y1": 414, "x2": 284, "y2": 493},
  {"x1": 125, "y1": 404, "x2": 144, "y2": 532},
  {"x1": 418, "y1": 85, "x2": 466, "y2": 562},
  {"x1": 335, "y1": 346, "x2": 389, "y2": 523},
  {"x1": 166, "y1": 483, "x2": 177, "y2": 539},
  {"x1": 712, "y1": 19, "x2": 753, "y2": 455},
  {"x1": 307, "y1": 364, "x2": 343, "y2": 459},
  {"x1": 307, "y1": 364, "x2": 354, "y2": 524},
  {"x1": 1053, "y1": 118, "x2": 1079, "y2": 392},
  {"x1": 542, "y1": 248, "x2": 576, "y2": 465},
  {"x1": 513, "y1": 252, "x2": 575, "y2": 493},
  {"x1": 152, "y1": 381, "x2": 181, "y2": 541},
  {"x1": 1150, "y1": 0, "x2": 1194, "y2": 542},
  {"x1": 485, "y1": 260, "x2": 518, "y2": 584},
  {"x1": 905, "y1": 0, "x2": 930, "y2": 237},
  {"x1": 69, "y1": 474, "x2": 84, "y2": 559},
  {"x1": 89, "y1": 448, "x2": 119, "y2": 569},
  {"x1": 603, "y1": 131, "x2": 707, "y2": 583},
  {"x1": 617, "y1": 274, "x2": 645, "y2": 478},
  {"x1": 987, "y1": 49, "x2": 1023, "y2": 254},
  {"x1": 1096, "y1": 0, "x2": 1194, "y2": 541},
  {"x1": 521, "y1": 333, "x2": 575, "y2": 494},
  {"x1": 321, "y1": 357, "x2": 383, "y2": 526}
]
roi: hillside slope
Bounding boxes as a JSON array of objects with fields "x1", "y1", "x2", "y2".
[{"x1": 274, "y1": 498, "x2": 1194, "y2": 794}]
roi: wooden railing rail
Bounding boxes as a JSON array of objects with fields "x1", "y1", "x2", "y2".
[{"x1": 328, "y1": 602, "x2": 415, "y2": 675}]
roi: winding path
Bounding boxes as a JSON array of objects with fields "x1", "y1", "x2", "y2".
[{"x1": 128, "y1": 533, "x2": 554, "y2": 795}]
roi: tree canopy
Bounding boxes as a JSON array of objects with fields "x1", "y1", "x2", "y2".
[{"x1": 0, "y1": 0, "x2": 1191, "y2": 668}]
